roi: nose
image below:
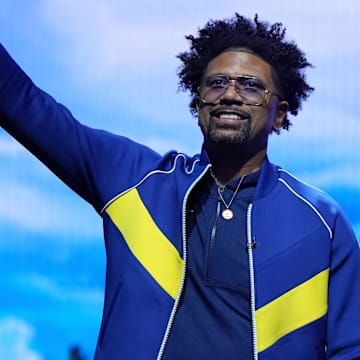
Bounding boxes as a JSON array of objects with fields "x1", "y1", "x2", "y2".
[{"x1": 220, "y1": 79, "x2": 243, "y2": 102}]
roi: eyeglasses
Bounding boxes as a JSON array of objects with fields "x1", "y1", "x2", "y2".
[{"x1": 199, "y1": 74, "x2": 276, "y2": 106}]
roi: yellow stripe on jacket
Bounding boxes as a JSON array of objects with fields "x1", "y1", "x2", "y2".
[
  {"x1": 106, "y1": 188, "x2": 183, "y2": 300},
  {"x1": 256, "y1": 268, "x2": 329, "y2": 352}
]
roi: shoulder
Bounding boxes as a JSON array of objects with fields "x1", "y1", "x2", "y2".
[
  {"x1": 275, "y1": 167, "x2": 345, "y2": 233},
  {"x1": 277, "y1": 168, "x2": 338, "y2": 208}
]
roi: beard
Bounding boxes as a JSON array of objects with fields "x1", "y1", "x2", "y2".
[{"x1": 205, "y1": 120, "x2": 251, "y2": 147}]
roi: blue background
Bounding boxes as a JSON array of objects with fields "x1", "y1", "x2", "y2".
[{"x1": 0, "y1": 1, "x2": 359, "y2": 359}]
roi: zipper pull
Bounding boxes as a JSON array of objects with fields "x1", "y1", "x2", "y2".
[{"x1": 247, "y1": 237, "x2": 257, "y2": 249}]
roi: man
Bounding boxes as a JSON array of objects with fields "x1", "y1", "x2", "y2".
[{"x1": 0, "y1": 14, "x2": 359, "y2": 360}]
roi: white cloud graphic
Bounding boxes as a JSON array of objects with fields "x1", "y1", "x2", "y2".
[
  {"x1": 0, "y1": 317, "x2": 42, "y2": 360},
  {"x1": 23, "y1": 273, "x2": 103, "y2": 304},
  {"x1": 0, "y1": 178, "x2": 101, "y2": 240},
  {"x1": 297, "y1": 164, "x2": 360, "y2": 189},
  {"x1": 0, "y1": 137, "x2": 24, "y2": 156}
]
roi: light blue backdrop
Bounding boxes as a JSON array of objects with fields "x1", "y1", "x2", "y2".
[{"x1": 0, "y1": 1, "x2": 359, "y2": 359}]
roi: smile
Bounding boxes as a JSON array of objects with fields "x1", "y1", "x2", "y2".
[
  {"x1": 217, "y1": 112, "x2": 243, "y2": 120},
  {"x1": 212, "y1": 110, "x2": 249, "y2": 125}
]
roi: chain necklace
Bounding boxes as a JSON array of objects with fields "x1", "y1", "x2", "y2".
[{"x1": 210, "y1": 169, "x2": 245, "y2": 220}]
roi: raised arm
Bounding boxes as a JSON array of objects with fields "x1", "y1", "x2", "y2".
[{"x1": 0, "y1": 43, "x2": 160, "y2": 212}]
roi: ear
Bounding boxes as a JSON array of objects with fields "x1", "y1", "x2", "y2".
[
  {"x1": 272, "y1": 100, "x2": 289, "y2": 132},
  {"x1": 195, "y1": 97, "x2": 201, "y2": 125},
  {"x1": 195, "y1": 99, "x2": 200, "y2": 113},
  {"x1": 195, "y1": 94, "x2": 204, "y2": 110}
]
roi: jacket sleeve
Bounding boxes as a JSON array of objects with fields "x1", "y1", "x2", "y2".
[
  {"x1": 326, "y1": 210, "x2": 360, "y2": 359},
  {"x1": 0, "y1": 43, "x2": 160, "y2": 212}
]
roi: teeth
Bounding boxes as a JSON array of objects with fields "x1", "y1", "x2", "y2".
[{"x1": 218, "y1": 113, "x2": 241, "y2": 120}]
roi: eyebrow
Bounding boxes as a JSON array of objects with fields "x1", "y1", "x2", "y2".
[
  {"x1": 204, "y1": 74, "x2": 265, "y2": 84},
  {"x1": 205, "y1": 73, "x2": 264, "y2": 80}
]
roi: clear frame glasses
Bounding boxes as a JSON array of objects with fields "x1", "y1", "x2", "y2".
[{"x1": 199, "y1": 74, "x2": 276, "y2": 106}]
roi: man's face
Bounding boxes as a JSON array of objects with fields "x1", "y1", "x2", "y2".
[{"x1": 197, "y1": 50, "x2": 288, "y2": 155}]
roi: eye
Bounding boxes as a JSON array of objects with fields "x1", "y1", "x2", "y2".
[
  {"x1": 238, "y1": 77, "x2": 264, "y2": 90},
  {"x1": 205, "y1": 76, "x2": 227, "y2": 89}
]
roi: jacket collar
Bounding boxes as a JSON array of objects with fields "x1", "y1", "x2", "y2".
[
  {"x1": 199, "y1": 148, "x2": 279, "y2": 201},
  {"x1": 253, "y1": 156, "x2": 279, "y2": 201}
]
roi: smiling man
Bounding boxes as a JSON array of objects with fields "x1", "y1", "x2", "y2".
[
  {"x1": 197, "y1": 50, "x2": 288, "y2": 183},
  {"x1": 0, "y1": 14, "x2": 360, "y2": 360}
]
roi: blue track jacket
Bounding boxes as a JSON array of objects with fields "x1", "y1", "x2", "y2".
[{"x1": 1, "y1": 44, "x2": 360, "y2": 360}]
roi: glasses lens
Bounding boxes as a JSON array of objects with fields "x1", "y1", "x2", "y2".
[
  {"x1": 236, "y1": 77, "x2": 264, "y2": 105},
  {"x1": 200, "y1": 75, "x2": 228, "y2": 103}
]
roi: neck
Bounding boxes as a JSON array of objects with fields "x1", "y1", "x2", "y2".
[{"x1": 207, "y1": 147, "x2": 266, "y2": 185}]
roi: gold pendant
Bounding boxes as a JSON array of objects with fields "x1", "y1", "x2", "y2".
[{"x1": 222, "y1": 209, "x2": 233, "y2": 220}]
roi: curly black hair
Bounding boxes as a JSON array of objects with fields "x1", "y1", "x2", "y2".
[{"x1": 177, "y1": 14, "x2": 314, "y2": 131}]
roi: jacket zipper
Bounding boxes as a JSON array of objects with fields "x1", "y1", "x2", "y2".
[
  {"x1": 209, "y1": 200, "x2": 221, "y2": 252},
  {"x1": 246, "y1": 203, "x2": 258, "y2": 360},
  {"x1": 156, "y1": 165, "x2": 210, "y2": 360}
]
